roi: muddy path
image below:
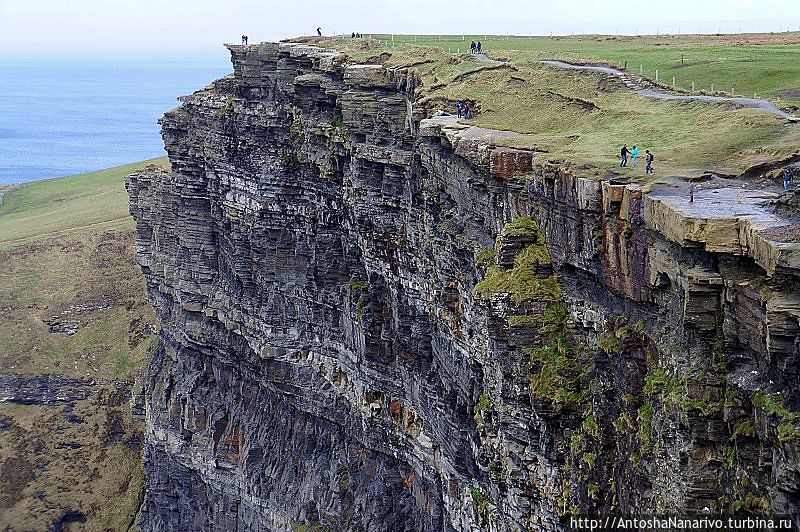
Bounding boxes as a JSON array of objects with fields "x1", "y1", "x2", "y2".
[{"x1": 541, "y1": 59, "x2": 798, "y2": 121}]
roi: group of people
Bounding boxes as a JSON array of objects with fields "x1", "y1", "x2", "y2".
[
  {"x1": 350, "y1": 32, "x2": 363, "y2": 38},
  {"x1": 619, "y1": 145, "x2": 654, "y2": 175},
  {"x1": 470, "y1": 40, "x2": 483, "y2": 54},
  {"x1": 241, "y1": 34, "x2": 248, "y2": 45},
  {"x1": 434, "y1": 102, "x2": 473, "y2": 119}
]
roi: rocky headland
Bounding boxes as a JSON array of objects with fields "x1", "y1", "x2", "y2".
[{"x1": 127, "y1": 41, "x2": 800, "y2": 530}]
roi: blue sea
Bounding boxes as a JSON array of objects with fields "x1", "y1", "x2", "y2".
[{"x1": 0, "y1": 55, "x2": 231, "y2": 184}]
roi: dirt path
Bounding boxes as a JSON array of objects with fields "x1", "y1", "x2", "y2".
[
  {"x1": 474, "y1": 53, "x2": 502, "y2": 65},
  {"x1": 541, "y1": 60, "x2": 798, "y2": 121}
]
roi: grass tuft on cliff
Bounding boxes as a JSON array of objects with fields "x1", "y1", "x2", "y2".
[{"x1": 473, "y1": 244, "x2": 555, "y2": 301}]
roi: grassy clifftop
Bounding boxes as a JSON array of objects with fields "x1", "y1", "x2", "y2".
[
  {"x1": 320, "y1": 35, "x2": 800, "y2": 181},
  {"x1": 0, "y1": 159, "x2": 165, "y2": 531},
  {"x1": 365, "y1": 32, "x2": 800, "y2": 107}
]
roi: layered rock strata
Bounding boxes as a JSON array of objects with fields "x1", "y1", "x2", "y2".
[{"x1": 127, "y1": 42, "x2": 800, "y2": 530}]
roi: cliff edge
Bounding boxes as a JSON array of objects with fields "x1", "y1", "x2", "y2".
[{"x1": 127, "y1": 42, "x2": 800, "y2": 530}]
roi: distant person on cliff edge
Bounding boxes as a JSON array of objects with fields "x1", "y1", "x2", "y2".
[
  {"x1": 241, "y1": 35, "x2": 248, "y2": 45},
  {"x1": 477, "y1": 41, "x2": 482, "y2": 53},
  {"x1": 619, "y1": 145, "x2": 629, "y2": 167},
  {"x1": 317, "y1": 27, "x2": 322, "y2": 37},
  {"x1": 784, "y1": 168, "x2": 794, "y2": 190},
  {"x1": 456, "y1": 102, "x2": 463, "y2": 118},
  {"x1": 630, "y1": 145, "x2": 638, "y2": 168},
  {"x1": 464, "y1": 103, "x2": 471, "y2": 119},
  {"x1": 645, "y1": 150, "x2": 654, "y2": 174},
  {"x1": 470, "y1": 40, "x2": 476, "y2": 54}
]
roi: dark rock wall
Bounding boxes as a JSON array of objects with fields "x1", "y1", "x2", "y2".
[{"x1": 127, "y1": 43, "x2": 800, "y2": 530}]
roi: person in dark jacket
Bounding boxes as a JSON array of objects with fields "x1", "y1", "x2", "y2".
[
  {"x1": 477, "y1": 41, "x2": 482, "y2": 53},
  {"x1": 317, "y1": 27, "x2": 322, "y2": 36},
  {"x1": 241, "y1": 35, "x2": 248, "y2": 45},
  {"x1": 784, "y1": 168, "x2": 793, "y2": 190},
  {"x1": 619, "y1": 145, "x2": 629, "y2": 167},
  {"x1": 645, "y1": 150, "x2": 655, "y2": 174}
]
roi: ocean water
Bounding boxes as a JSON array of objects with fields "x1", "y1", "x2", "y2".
[{"x1": 0, "y1": 56, "x2": 231, "y2": 184}]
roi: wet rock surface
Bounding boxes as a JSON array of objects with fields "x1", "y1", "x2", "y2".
[
  {"x1": 128, "y1": 42, "x2": 800, "y2": 530},
  {"x1": 0, "y1": 374, "x2": 104, "y2": 406}
]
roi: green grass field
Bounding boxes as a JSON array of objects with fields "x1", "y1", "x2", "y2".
[
  {"x1": 0, "y1": 157, "x2": 168, "y2": 249},
  {"x1": 363, "y1": 33, "x2": 800, "y2": 107},
  {"x1": 323, "y1": 37, "x2": 800, "y2": 181},
  {"x1": 0, "y1": 159, "x2": 166, "y2": 531}
]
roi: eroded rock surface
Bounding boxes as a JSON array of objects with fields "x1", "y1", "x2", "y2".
[{"x1": 127, "y1": 42, "x2": 800, "y2": 530}]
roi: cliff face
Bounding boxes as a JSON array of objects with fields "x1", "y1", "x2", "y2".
[{"x1": 127, "y1": 42, "x2": 800, "y2": 530}]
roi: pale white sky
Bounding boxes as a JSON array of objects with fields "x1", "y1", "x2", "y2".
[{"x1": 0, "y1": 0, "x2": 798, "y2": 55}]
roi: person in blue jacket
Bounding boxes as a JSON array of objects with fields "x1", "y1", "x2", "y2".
[{"x1": 630, "y1": 145, "x2": 639, "y2": 168}]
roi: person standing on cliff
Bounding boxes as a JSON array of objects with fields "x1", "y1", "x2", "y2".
[
  {"x1": 456, "y1": 101, "x2": 463, "y2": 118},
  {"x1": 317, "y1": 27, "x2": 322, "y2": 37},
  {"x1": 645, "y1": 150, "x2": 655, "y2": 174},
  {"x1": 619, "y1": 145, "x2": 630, "y2": 167},
  {"x1": 630, "y1": 145, "x2": 638, "y2": 168},
  {"x1": 470, "y1": 40, "x2": 476, "y2": 54},
  {"x1": 241, "y1": 35, "x2": 248, "y2": 45},
  {"x1": 464, "y1": 103, "x2": 471, "y2": 119},
  {"x1": 477, "y1": 41, "x2": 482, "y2": 53}
]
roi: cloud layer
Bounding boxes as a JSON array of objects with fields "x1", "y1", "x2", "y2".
[{"x1": 0, "y1": 0, "x2": 798, "y2": 54}]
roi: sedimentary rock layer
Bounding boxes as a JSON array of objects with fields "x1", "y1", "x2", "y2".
[{"x1": 127, "y1": 42, "x2": 800, "y2": 530}]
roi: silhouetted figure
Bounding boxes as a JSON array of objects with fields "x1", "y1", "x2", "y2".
[
  {"x1": 317, "y1": 27, "x2": 322, "y2": 37},
  {"x1": 241, "y1": 35, "x2": 248, "y2": 45},
  {"x1": 477, "y1": 41, "x2": 482, "y2": 53},
  {"x1": 620, "y1": 145, "x2": 629, "y2": 167},
  {"x1": 352, "y1": 32, "x2": 355, "y2": 38},
  {"x1": 456, "y1": 101, "x2": 463, "y2": 118}
]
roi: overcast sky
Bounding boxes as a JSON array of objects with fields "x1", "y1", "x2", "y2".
[{"x1": 1, "y1": 0, "x2": 798, "y2": 56}]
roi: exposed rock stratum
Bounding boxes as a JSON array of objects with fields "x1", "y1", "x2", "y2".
[{"x1": 127, "y1": 42, "x2": 800, "y2": 530}]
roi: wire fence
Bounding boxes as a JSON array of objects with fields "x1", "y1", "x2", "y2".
[{"x1": 362, "y1": 34, "x2": 784, "y2": 100}]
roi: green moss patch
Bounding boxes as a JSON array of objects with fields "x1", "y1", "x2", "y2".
[{"x1": 473, "y1": 245, "x2": 556, "y2": 302}]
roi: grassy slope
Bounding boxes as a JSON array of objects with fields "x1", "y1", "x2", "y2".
[
  {"x1": 0, "y1": 157, "x2": 167, "y2": 249},
  {"x1": 0, "y1": 159, "x2": 165, "y2": 531},
  {"x1": 323, "y1": 38, "x2": 800, "y2": 181},
  {"x1": 366, "y1": 33, "x2": 800, "y2": 106}
]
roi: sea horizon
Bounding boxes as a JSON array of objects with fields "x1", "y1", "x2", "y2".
[{"x1": 0, "y1": 53, "x2": 231, "y2": 184}]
